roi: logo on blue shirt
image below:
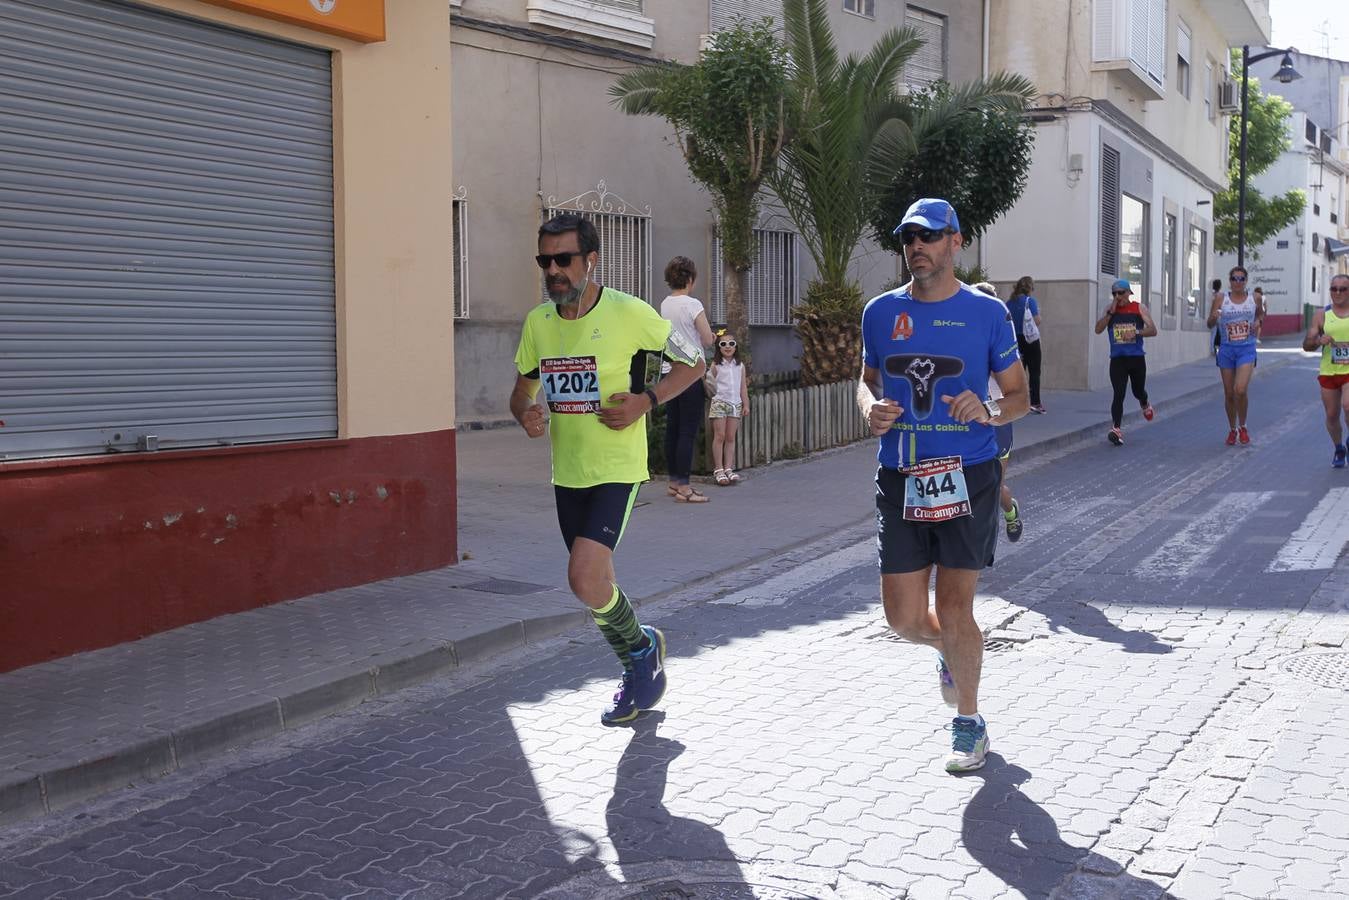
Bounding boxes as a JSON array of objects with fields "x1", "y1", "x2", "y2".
[{"x1": 883, "y1": 354, "x2": 966, "y2": 419}]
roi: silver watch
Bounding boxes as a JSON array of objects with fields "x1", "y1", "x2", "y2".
[{"x1": 982, "y1": 399, "x2": 1001, "y2": 420}]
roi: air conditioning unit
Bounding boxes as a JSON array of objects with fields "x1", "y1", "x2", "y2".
[{"x1": 1218, "y1": 79, "x2": 1239, "y2": 113}]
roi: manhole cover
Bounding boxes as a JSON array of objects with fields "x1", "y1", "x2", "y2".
[
  {"x1": 864, "y1": 626, "x2": 1017, "y2": 652},
  {"x1": 459, "y1": 577, "x2": 551, "y2": 595},
  {"x1": 1281, "y1": 650, "x2": 1349, "y2": 690}
]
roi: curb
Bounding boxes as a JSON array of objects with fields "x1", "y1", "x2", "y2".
[
  {"x1": 0, "y1": 601, "x2": 592, "y2": 827},
  {"x1": 0, "y1": 349, "x2": 1304, "y2": 828}
]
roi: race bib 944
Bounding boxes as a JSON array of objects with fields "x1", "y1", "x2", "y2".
[
  {"x1": 901, "y1": 456, "x2": 971, "y2": 523},
  {"x1": 540, "y1": 356, "x2": 601, "y2": 414}
]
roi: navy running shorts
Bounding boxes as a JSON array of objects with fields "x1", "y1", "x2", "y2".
[
  {"x1": 875, "y1": 459, "x2": 1003, "y2": 573},
  {"x1": 554, "y1": 483, "x2": 641, "y2": 551}
]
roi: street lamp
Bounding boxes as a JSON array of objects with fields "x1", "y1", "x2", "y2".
[{"x1": 1237, "y1": 46, "x2": 1301, "y2": 268}]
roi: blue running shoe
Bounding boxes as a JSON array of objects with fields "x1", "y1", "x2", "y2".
[
  {"x1": 937, "y1": 656, "x2": 958, "y2": 707},
  {"x1": 629, "y1": 626, "x2": 667, "y2": 712},
  {"x1": 1334, "y1": 445, "x2": 1347, "y2": 469},
  {"x1": 601, "y1": 626, "x2": 668, "y2": 725},
  {"x1": 945, "y1": 716, "x2": 990, "y2": 773},
  {"x1": 601, "y1": 669, "x2": 638, "y2": 726}
]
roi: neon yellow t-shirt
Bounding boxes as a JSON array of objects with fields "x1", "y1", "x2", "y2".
[
  {"x1": 514, "y1": 289, "x2": 672, "y2": 487},
  {"x1": 1321, "y1": 307, "x2": 1349, "y2": 376}
]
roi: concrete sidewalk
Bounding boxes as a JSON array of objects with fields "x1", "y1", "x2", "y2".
[{"x1": 0, "y1": 341, "x2": 1305, "y2": 827}]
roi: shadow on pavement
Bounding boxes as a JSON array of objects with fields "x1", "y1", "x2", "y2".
[
  {"x1": 1036, "y1": 599, "x2": 1174, "y2": 654},
  {"x1": 961, "y1": 754, "x2": 1164, "y2": 899},
  {"x1": 605, "y1": 712, "x2": 746, "y2": 887}
]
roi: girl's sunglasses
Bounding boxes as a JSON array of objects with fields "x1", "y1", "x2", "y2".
[{"x1": 718, "y1": 340, "x2": 737, "y2": 348}]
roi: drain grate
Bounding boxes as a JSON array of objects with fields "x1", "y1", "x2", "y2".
[
  {"x1": 458, "y1": 577, "x2": 551, "y2": 595},
  {"x1": 1280, "y1": 650, "x2": 1349, "y2": 691}
]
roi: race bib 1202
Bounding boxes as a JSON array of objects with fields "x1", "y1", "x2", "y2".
[
  {"x1": 901, "y1": 456, "x2": 971, "y2": 523},
  {"x1": 540, "y1": 356, "x2": 601, "y2": 414}
]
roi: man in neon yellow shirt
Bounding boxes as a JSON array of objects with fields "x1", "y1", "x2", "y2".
[
  {"x1": 1305, "y1": 273, "x2": 1349, "y2": 468},
  {"x1": 510, "y1": 214, "x2": 705, "y2": 724}
]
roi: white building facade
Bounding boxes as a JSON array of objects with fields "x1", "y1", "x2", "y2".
[
  {"x1": 1217, "y1": 113, "x2": 1349, "y2": 332},
  {"x1": 983, "y1": 0, "x2": 1272, "y2": 390}
]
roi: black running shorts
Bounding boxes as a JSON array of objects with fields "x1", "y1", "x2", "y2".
[
  {"x1": 875, "y1": 459, "x2": 1003, "y2": 573},
  {"x1": 554, "y1": 483, "x2": 641, "y2": 551}
]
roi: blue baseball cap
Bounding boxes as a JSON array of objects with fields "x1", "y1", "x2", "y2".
[
  {"x1": 894, "y1": 198, "x2": 961, "y2": 235},
  {"x1": 1110, "y1": 279, "x2": 1132, "y2": 292}
]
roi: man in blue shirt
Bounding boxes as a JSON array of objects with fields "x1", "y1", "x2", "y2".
[{"x1": 856, "y1": 198, "x2": 1029, "y2": 772}]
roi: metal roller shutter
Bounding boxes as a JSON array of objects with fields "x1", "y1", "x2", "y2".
[
  {"x1": 710, "y1": 0, "x2": 781, "y2": 33},
  {"x1": 0, "y1": 0, "x2": 336, "y2": 461}
]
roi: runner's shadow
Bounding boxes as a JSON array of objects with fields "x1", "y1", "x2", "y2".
[
  {"x1": 604, "y1": 712, "x2": 746, "y2": 883},
  {"x1": 961, "y1": 754, "x2": 1166, "y2": 899},
  {"x1": 1038, "y1": 599, "x2": 1173, "y2": 654}
]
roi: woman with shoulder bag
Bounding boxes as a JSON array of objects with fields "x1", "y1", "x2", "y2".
[{"x1": 1008, "y1": 275, "x2": 1044, "y2": 413}]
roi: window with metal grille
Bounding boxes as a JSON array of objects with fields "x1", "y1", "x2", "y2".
[
  {"x1": 543, "y1": 190, "x2": 652, "y2": 302},
  {"x1": 452, "y1": 191, "x2": 469, "y2": 320},
  {"x1": 709, "y1": 227, "x2": 799, "y2": 325},
  {"x1": 844, "y1": 0, "x2": 875, "y2": 16},
  {"x1": 709, "y1": 0, "x2": 782, "y2": 32},
  {"x1": 904, "y1": 8, "x2": 946, "y2": 89},
  {"x1": 1100, "y1": 145, "x2": 1122, "y2": 276}
]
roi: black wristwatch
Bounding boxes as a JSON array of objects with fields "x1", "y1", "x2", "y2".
[{"x1": 644, "y1": 388, "x2": 660, "y2": 409}]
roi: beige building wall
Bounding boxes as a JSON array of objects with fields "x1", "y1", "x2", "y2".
[{"x1": 140, "y1": 0, "x2": 457, "y2": 440}]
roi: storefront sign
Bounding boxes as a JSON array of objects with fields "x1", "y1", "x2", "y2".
[{"x1": 199, "y1": 0, "x2": 385, "y2": 42}]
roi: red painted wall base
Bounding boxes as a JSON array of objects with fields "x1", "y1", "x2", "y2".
[
  {"x1": 1262, "y1": 314, "x2": 1302, "y2": 337},
  {"x1": 0, "y1": 430, "x2": 457, "y2": 672}
]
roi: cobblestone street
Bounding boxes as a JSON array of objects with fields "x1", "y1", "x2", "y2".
[{"x1": 3, "y1": 356, "x2": 1348, "y2": 899}]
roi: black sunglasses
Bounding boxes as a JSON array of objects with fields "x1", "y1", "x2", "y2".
[
  {"x1": 1331, "y1": 286, "x2": 1349, "y2": 293},
  {"x1": 899, "y1": 228, "x2": 954, "y2": 246},
  {"x1": 718, "y1": 340, "x2": 737, "y2": 347},
  {"x1": 535, "y1": 251, "x2": 586, "y2": 269},
  {"x1": 1230, "y1": 274, "x2": 1247, "y2": 282},
  {"x1": 1111, "y1": 290, "x2": 1129, "y2": 296}
]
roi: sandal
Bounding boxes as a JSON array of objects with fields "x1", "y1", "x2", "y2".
[
  {"x1": 667, "y1": 483, "x2": 681, "y2": 497},
  {"x1": 726, "y1": 469, "x2": 741, "y2": 483},
  {"x1": 673, "y1": 487, "x2": 709, "y2": 503},
  {"x1": 714, "y1": 469, "x2": 731, "y2": 486}
]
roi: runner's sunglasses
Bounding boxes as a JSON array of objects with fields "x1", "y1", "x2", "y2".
[
  {"x1": 535, "y1": 251, "x2": 587, "y2": 269},
  {"x1": 899, "y1": 227, "x2": 955, "y2": 245},
  {"x1": 1229, "y1": 274, "x2": 1247, "y2": 282}
]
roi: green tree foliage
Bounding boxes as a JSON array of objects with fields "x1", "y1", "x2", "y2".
[
  {"x1": 1214, "y1": 50, "x2": 1305, "y2": 257},
  {"x1": 610, "y1": 21, "x2": 788, "y2": 356},
  {"x1": 769, "y1": 0, "x2": 1034, "y2": 384},
  {"x1": 871, "y1": 82, "x2": 1035, "y2": 252}
]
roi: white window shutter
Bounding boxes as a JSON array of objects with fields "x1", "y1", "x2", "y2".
[
  {"x1": 904, "y1": 8, "x2": 946, "y2": 89},
  {"x1": 1148, "y1": 0, "x2": 1169, "y2": 85},
  {"x1": 710, "y1": 0, "x2": 782, "y2": 33},
  {"x1": 1093, "y1": 0, "x2": 1118, "y2": 61}
]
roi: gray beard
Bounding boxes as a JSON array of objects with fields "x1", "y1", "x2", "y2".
[{"x1": 549, "y1": 274, "x2": 589, "y2": 306}]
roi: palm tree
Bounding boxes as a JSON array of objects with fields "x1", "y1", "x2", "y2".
[
  {"x1": 610, "y1": 20, "x2": 788, "y2": 357},
  {"x1": 770, "y1": 0, "x2": 1035, "y2": 385}
]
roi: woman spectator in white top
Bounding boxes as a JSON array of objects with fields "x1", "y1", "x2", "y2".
[{"x1": 659, "y1": 256, "x2": 716, "y2": 503}]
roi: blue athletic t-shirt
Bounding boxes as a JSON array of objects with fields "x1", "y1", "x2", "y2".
[{"x1": 862, "y1": 283, "x2": 1020, "y2": 469}]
